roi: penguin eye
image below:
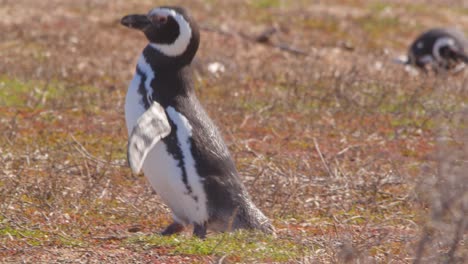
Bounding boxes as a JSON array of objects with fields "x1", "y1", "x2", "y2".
[{"x1": 151, "y1": 15, "x2": 168, "y2": 26}]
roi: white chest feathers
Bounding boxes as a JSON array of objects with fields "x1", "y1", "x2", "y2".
[
  {"x1": 125, "y1": 54, "x2": 154, "y2": 135},
  {"x1": 125, "y1": 62, "x2": 208, "y2": 225},
  {"x1": 141, "y1": 107, "x2": 208, "y2": 225}
]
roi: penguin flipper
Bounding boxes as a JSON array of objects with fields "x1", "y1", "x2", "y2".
[{"x1": 128, "y1": 102, "x2": 171, "y2": 174}]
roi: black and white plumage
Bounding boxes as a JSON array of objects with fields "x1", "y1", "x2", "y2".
[
  {"x1": 401, "y1": 28, "x2": 468, "y2": 72},
  {"x1": 121, "y1": 6, "x2": 274, "y2": 238}
]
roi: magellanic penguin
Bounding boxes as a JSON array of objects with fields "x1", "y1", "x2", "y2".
[
  {"x1": 120, "y1": 6, "x2": 275, "y2": 238},
  {"x1": 399, "y1": 28, "x2": 468, "y2": 73}
]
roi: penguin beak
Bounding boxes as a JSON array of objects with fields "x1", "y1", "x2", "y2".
[{"x1": 120, "y1": 14, "x2": 151, "y2": 30}]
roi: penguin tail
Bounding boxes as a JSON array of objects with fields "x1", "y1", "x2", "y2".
[{"x1": 233, "y1": 202, "x2": 276, "y2": 236}]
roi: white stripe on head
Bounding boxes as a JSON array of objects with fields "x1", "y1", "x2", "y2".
[
  {"x1": 433, "y1": 37, "x2": 455, "y2": 62},
  {"x1": 137, "y1": 54, "x2": 155, "y2": 103},
  {"x1": 148, "y1": 8, "x2": 192, "y2": 57}
]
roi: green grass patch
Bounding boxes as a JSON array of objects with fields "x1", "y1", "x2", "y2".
[
  {"x1": 368, "y1": 2, "x2": 391, "y2": 13},
  {"x1": 0, "y1": 76, "x2": 69, "y2": 107},
  {"x1": 57, "y1": 234, "x2": 88, "y2": 247},
  {"x1": 353, "y1": 12, "x2": 406, "y2": 48},
  {"x1": 249, "y1": 0, "x2": 281, "y2": 9},
  {"x1": 359, "y1": 15, "x2": 401, "y2": 36},
  {"x1": 127, "y1": 231, "x2": 310, "y2": 262},
  {"x1": 0, "y1": 224, "x2": 49, "y2": 247},
  {"x1": 0, "y1": 76, "x2": 38, "y2": 106},
  {"x1": 0, "y1": 76, "x2": 101, "y2": 108},
  {"x1": 303, "y1": 16, "x2": 340, "y2": 34}
]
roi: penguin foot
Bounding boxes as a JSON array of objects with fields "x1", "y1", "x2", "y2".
[
  {"x1": 160, "y1": 222, "x2": 184, "y2": 236},
  {"x1": 193, "y1": 223, "x2": 207, "y2": 239}
]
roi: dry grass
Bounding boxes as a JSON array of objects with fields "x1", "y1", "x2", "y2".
[{"x1": 1, "y1": 0, "x2": 467, "y2": 263}]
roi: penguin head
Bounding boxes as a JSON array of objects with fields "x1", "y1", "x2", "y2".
[{"x1": 121, "y1": 6, "x2": 199, "y2": 63}]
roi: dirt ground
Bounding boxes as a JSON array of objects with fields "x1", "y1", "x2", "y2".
[{"x1": 1, "y1": 0, "x2": 467, "y2": 263}]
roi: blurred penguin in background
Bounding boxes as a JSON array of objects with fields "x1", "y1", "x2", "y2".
[{"x1": 395, "y1": 28, "x2": 468, "y2": 74}]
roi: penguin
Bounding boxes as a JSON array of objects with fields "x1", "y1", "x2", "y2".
[
  {"x1": 397, "y1": 28, "x2": 468, "y2": 73},
  {"x1": 120, "y1": 6, "x2": 275, "y2": 238}
]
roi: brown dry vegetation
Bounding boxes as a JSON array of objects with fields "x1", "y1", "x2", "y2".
[{"x1": 1, "y1": 0, "x2": 467, "y2": 263}]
